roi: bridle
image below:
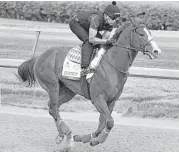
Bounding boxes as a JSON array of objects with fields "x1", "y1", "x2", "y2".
[
  {"x1": 114, "y1": 24, "x2": 154, "y2": 55},
  {"x1": 106, "y1": 23, "x2": 154, "y2": 75}
]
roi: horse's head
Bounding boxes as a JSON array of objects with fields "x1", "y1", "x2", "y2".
[{"x1": 116, "y1": 13, "x2": 162, "y2": 59}]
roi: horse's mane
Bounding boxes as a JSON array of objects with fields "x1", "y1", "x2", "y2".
[
  {"x1": 118, "y1": 21, "x2": 131, "y2": 32},
  {"x1": 111, "y1": 21, "x2": 131, "y2": 43},
  {"x1": 112, "y1": 15, "x2": 144, "y2": 43}
]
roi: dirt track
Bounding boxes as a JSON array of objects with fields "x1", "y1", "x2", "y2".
[{"x1": 0, "y1": 107, "x2": 179, "y2": 152}]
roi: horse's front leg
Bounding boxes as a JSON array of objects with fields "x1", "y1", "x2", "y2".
[
  {"x1": 73, "y1": 113, "x2": 106, "y2": 143},
  {"x1": 94, "y1": 114, "x2": 106, "y2": 137},
  {"x1": 73, "y1": 93, "x2": 114, "y2": 146},
  {"x1": 90, "y1": 96, "x2": 116, "y2": 146}
]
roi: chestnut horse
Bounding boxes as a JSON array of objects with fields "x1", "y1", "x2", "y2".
[{"x1": 18, "y1": 16, "x2": 161, "y2": 151}]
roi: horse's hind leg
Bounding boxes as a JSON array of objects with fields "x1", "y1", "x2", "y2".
[
  {"x1": 36, "y1": 69, "x2": 74, "y2": 144},
  {"x1": 56, "y1": 85, "x2": 76, "y2": 151}
]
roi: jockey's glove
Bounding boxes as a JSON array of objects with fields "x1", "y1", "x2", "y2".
[{"x1": 106, "y1": 39, "x2": 116, "y2": 45}]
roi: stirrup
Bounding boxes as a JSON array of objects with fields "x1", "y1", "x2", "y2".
[{"x1": 81, "y1": 67, "x2": 95, "y2": 77}]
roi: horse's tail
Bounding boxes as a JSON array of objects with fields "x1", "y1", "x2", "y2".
[{"x1": 18, "y1": 57, "x2": 38, "y2": 87}]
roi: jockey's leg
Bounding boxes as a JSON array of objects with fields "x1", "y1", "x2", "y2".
[
  {"x1": 81, "y1": 40, "x2": 93, "y2": 69},
  {"x1": 69, "y1": 18, "x2": 93, "y2": 98},
  {"x1": 69, "y1": 18, "x2": 93, "y2": 73}
]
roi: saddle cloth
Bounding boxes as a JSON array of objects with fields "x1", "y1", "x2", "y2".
[{"x1": 62, "y1": 45, "x2": 106, "y2": 81}]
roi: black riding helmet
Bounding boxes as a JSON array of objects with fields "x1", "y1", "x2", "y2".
[{"x1": 104, "y1": 1, "x2": 121, "y2": 20}]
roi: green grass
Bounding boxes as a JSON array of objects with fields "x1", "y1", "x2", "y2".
[
  {"x1": 0, "y1": 19, "x2": 179, "y2": 69},
  {"x1": 0, "y1": 18, "x2": 179, "y2": 119},
  {"x1": 1, "y1": 68, "x2": 179, "y2": 119}
]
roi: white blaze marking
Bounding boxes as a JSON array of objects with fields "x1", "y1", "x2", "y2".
[
  {"x1": 144, "y1": 27, "x2": 153, "y2": 41},
  {"x1": 144, "y1": 27, "x2": 161, "y2": 54}
]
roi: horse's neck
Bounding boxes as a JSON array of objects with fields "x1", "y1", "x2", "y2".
[
  {"x1": 115, "y1": 27, "x2": 138, "y2": 62},
  {"x1": 105, "y1": 28, "x2": 138, "y2": 73},
  {"x1": 117, "y1": 29, "x2": 131, "y2": 46}
]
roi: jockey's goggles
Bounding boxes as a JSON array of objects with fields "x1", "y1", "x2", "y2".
[{"x1": 108, "y1": 13, "x2": 121, "y2": 20}]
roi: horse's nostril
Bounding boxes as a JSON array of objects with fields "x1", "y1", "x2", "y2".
[
  {"x1": 153, "y1": 50, "x2": 158, "y2": 54},
  {"x1": 153, "y1": 50, "x2": 160, "y2": 56}
]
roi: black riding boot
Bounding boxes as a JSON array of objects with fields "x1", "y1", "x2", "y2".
[
  {"x1": 81, "y1": 40, "x2": 93, "y2": 69},
  {"x1": 80, "y1": 40, "x2": 93, "y2": 99}
]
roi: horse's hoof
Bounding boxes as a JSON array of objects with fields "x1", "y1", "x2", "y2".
[
  {"x1": 56, "y1": 134, "x2": 64, "y2": 144},
  {"x1": 73, "y1": 135, "x2": 82, "y2": 142},
  {"x1": 81, "y1": 134, "x2": 92, "y2": 143},
  {"x1": 90, "y1": 138, "x2": 100, "y2": 146}
]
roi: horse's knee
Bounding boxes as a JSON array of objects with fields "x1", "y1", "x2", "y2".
[{"x1": 106, "y1": 120, "x2": 114, "y2": 130}]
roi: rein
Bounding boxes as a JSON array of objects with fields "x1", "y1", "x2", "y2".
[{"x1": 114, "y1": 24, "x2": 154, "y2": 54}]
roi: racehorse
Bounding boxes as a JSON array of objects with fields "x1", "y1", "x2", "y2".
[{"x1": 18, "y1": 15, "x2": 161, "y2": 151}]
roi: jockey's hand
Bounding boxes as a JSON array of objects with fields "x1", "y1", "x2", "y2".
[{"x1": 106, "y1": 39, "x2": 116, "y2": 45}]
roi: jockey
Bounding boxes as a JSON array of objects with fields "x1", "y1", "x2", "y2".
[{"x1": 69, "y1": 1, "x2": 121, "y2": 75}]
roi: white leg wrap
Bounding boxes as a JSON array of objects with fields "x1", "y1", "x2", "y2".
[{"x1": 103, "y1": 127, "x2": 110, "y2": 134}]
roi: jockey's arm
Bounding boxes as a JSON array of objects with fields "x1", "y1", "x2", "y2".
[
  {"x1": 102, "y1": 28, "x2": 117, "y2": 39},
  {"x1": 106, "y1": 26, "x2": 123, "y2": 43},
  {"x1": 88, "y1": 15, "x2": 108, "y2": 45},
  {"x1": 89, "y1": 28, "x2": 107, "y2": 45}
]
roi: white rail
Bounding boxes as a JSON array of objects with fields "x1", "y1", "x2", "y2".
[
  {"x1": 0, "y1": 26, "x2": 70, "y2": 33},
  {"x1": 0, "y1": 59, "x2": 179, "y2": 80},
  {"x1": 0, "y1": 26, "x2": 179, "y2": 80}
]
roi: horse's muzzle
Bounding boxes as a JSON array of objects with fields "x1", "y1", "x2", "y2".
[{"x1": 152, "y1": 48, "x2": 162, "y2": 58}]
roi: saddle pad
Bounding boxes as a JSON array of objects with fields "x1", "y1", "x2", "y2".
[
  {"x1": 62, "y1": 46, "x2": 106, "y2": 81},
  {"x1": 62, "y1": 57, "x2": 81, "y2": 80},
  {"x1": 66, "y1": 45, "x2": 81, "y2": 64},
  {"x1": 62, "y1": 55, "x2": 95, "y2": 81}
]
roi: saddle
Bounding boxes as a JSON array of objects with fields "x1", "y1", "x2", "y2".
[{"x1": 62, "y1": 45, "x2": 106, "y2": 81}]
